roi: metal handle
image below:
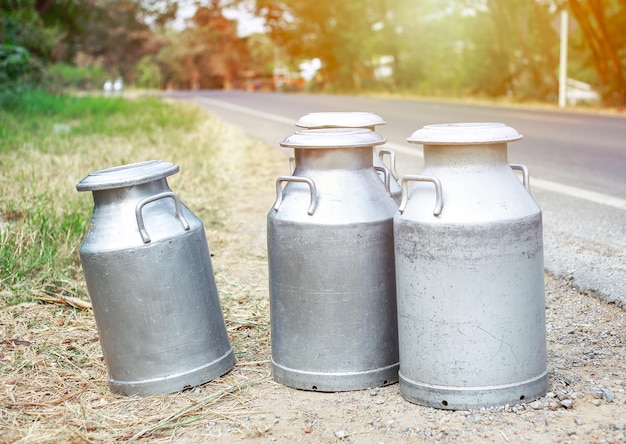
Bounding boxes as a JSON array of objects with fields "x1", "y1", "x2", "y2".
[
  {"x1": 273, "y1": 176, "x2": 318, "y2": 216},
  {"x1": 510, "y1": 164, "x2": 530, "y2": 191},
  {"x1": 378, "y1": 149, "x2": 399, "y2": 180},
  {"x1": 135, "y1": 191, "x2": 190, "y2": 244},
  {"x1": 398, "y1": 175, "x2": 443, "y2": 216},
  {"x1": 289, "y1": 155, "x2": 295, "y2": 174},
  {"x1": 374, "y1": 165, "x2": 391, "y2": 195}
]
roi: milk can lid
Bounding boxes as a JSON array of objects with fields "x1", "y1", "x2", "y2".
[
  {"x1": 76, "y1": 160, "x2": 179, "y2": 191},
  {"x1": 407, "y1": 122, "x2": 523, "y2": 145},
  {"x1": 280, "y1": 128, "x2": 386, "y2": 149},
  {"x1": 295, "y1": 112, "x2": 386, "y2": 129}
]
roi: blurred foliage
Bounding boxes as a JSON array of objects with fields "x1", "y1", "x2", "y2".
[
  {"x1": 156, "y1": 0, "x2": 249, "y2": 89},
  {"x1": 0, "y1": 0, "x2": 47, "y2": 107},
  {"x1": 44, "y1": 63, "x2": 109, "y2": 91},
  {"x1": 566, "y1": 0, "x2": 626, "y2": 105},
  {"x1": 135, "y1": 55, "x2": 163, "y2": 89},
  {"x1": 1, "y1": 0, "x2": 625, "y2": 105},
  {"x1": 253, "y1": 0, "x2": 561, "y2": 98},
  {"x1": 252, "y1": 0, "x2": 625, "y2": 104},
  {"x1": 0, "y1": 44, "x2": 42, "y2": 108}
]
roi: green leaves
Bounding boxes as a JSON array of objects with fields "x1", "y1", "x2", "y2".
[{"x1": 0, "y1": 44, "x2": 40, "y2": 108}]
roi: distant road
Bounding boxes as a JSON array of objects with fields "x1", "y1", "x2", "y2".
[{"x1": 164, "y1": 90, "x2": 626, "y2": 306}]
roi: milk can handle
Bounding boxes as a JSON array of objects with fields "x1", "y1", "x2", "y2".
[
  {"x1": 273, "y1": 176, "x2": 318, "y2": 216},
  {"x1": 510, "y1": 164, "x2": 530, "y2": 191},
  {"x1": 374, "y1": 165, "x2": 391, "y2": 194},
  {"x1": 135, "y1": 191, "x2": 190, "y2": 244},
  {"x1": 289, "y1": 155, "x2": 295, "y2": 174},
  {"x1": 378, "y1": 149, "x2": 399, "y2": 180},
  {"x1": 398, "y1": 175, "x2": 443, "y2": 216}
]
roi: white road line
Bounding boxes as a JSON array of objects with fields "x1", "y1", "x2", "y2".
[
  {"x1": 388, "y1": 142, "x2": 626, "y2": 210},
  {"x1": 197, "y1": 97, "x2": 626, "y2": 211},
  {"x1": 195, "y1": 97, "x2": 295, "y2": 125},
  {"x1": 530, "y1": 178, "x2": 626, "y2": 211}
]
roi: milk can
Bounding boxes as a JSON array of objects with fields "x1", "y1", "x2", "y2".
[
  {"x1": 394, "y1": 123, "x2": 547, "y2": 410},
  {"x1": 76, "y1": 160, "x2": 235, "y2": 396},
  {"x1": 295, "y1": 112, "x2": 401, "y2": 202},
  {"x1": 268, "y1": 128, "x2": 399, "y2": 391}
]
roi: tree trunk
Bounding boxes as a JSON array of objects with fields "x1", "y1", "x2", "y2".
[{"x1": 569, "y1": 0, "x2": 626, "y2": 106}]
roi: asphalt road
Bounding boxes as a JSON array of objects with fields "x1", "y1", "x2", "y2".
[{"x1": 164, "y1": 90, "x2": 626, "y2": 306}]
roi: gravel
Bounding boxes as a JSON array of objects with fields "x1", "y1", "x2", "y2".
[{"x1": 226, "y1": 272, "x2": 626, "y2": 443}]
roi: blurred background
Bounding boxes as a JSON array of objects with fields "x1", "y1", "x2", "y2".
[{"x1": 2, "y1": 0, "x2": 624, "y2": 107}]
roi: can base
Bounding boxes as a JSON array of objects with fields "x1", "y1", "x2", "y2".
[
  {"x1": 271, "y1": 359, "x2": 399, "y2": 392},
  {"x1": 399, "y1": 369, "x2": 549, "y2": 410},
  {"x1": 108, "y1": 348, "x2": 236, "y2": 396}
]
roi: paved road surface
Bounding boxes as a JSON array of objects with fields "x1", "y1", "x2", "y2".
[{"x1": 165, "y1": 90, "x2": 626, "y2": 307}]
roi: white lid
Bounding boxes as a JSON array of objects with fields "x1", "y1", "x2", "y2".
[
  {"x1": 295, "y1": 112, "x2": 386, "y2": 129},
  {"x1": 280, "y1": 128, "x2": 386, "y2": 149},
  {"x1": 76, "y1": 160, "x2": 179, "y2": 191},
  {"x1": 407, "y1": 122, "x2": 523, "y2": 145}
]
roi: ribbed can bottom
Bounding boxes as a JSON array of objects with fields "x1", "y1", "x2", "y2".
[
  {"x1": 271, "y1": 359, "x2": 399, "y2": 392},
  {"x1": 399, "y1": 370, "x2": 549, "y2": 410},
  {"x1": 108, "y1": 348, "x2": 235, "y2": 396}
]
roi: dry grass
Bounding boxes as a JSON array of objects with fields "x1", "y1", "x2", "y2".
[{"x1": 0, "y1": 98, "x2": 288, "y2": 442}]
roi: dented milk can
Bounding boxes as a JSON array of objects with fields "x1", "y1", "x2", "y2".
[
  {"x1": 268, "y1": 128, "x2": 399, "y2": 391},
  {"x1": 76, "y1": 160, "x2": 235, "y2": 396},
  {"x1": 394, "y1": 123, "x2": 548, "y2": 410},
  {"x1": 295, "y1": 112, "x2": 401, "y2": 202}
]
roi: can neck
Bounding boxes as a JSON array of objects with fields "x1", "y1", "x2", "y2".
[
  {"x1": 294, "y1": 146, "x2": 374, "y2": 170},
  {"x1": 91, "y1": 179, "x2": 171, "y2": 205},
  {"x1": 423, "y1": 143, "x2": 510, "y2": 168}
]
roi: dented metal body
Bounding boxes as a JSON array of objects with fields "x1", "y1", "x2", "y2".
[
  {"x1": 394, "y1": 123, "x2": 548, "y2": 410},
  {"x1": 268, "y1": 128, "x2": 399, "y2": 391},
  {"x1": 76, "y1": 160, "x2": 234, "y2": 396}
]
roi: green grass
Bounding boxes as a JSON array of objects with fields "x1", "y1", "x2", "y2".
[
  {"x1": 0, "y1": 90, "x2": 200, "y2": 153},
  {"x1": 0, "y1": 89, "x2": 210, "y2": 305}
]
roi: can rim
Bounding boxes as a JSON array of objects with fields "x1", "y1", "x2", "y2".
[
  {"x1": 407, "y1": 122, "x2": 523, "y2": 145},
  {"x1": 76, "y1": 160, "x2": 179, "y2": 191},
  {"x1": 280, "y1": 128, "x2": 387, "y2": 149},
  {"x1": 295, "y1": 112, "x2": 386, "y2": 129}
]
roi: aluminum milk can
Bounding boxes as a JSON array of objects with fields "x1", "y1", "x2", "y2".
[
  {"x1": 76, "y1": 160, "x2": 235, "y2": 396},
  {"x1": 295, "y1": 112, "x2": 401, "y2": 202},
  {"x1": 268, "y1": 128, "x2": 399, "y2": 391},
  {"x1": 394, "y1": 123, "x2": 547, "y2": 410}
]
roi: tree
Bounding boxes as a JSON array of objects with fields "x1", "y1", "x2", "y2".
[
  {"x1": 156, "y1": 1, "x2": 249, "y2": 89},
  {"x1": 34, "y1": 0, "x2": 95, "y2": 63},
  {"x1": 135, "y1": 54, "x2": 163, "y2": 89},
  {"x1": 1, "y1": 0, "x2": 58, "y2": 58},
  {"x1": 250, "y1": 0, "x2": 562, "y2": 98},
  {"x1": 77, "y1": 0, "x2": 159, "y2": 82},
  {"x1": 383, "y1": 0, "x2": 476, "y2": 95},
  {"x1": 566, "y1": 0, "x2": 626, "y2": 106},
  {"x1": 463, "y1": 0, "x2": 559, "y2": 100},
  {"x1": 1, "y1": 0, "x2": 49, "y2": 104},
  {"x1": 254, "y1": 0, "x2": 387, "y2": 90}
]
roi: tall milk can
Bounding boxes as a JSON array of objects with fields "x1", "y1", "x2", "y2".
[
  {"x1": 295, "y1": 112, "x2": 401, "y2": 202},
  {"x1": 394, "y1": 123, "x2": 547, "y2": 410},
  {"x1": 76, "y1": 160, "x2": 235, "y2": 396},
  {"x1": 268, "y1": 128, "x2": 399, "y2": 391}
]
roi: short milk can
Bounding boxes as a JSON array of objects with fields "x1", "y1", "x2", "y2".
[
  {"x1": 76, "y1": 160, "x2": 235, "y2": 396},
  {"x1": 295, "y1": 111, "x2": 401, "y2": 202},
  {"x1": 268, "y1": 128, "x2": 399, "y2": 392},
  {"x1": 394, "y1": 123, "x2": 547, "y2": 410}
]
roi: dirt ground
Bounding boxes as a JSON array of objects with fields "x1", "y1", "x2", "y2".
[
  {"x1": 1, "y1": 115, "x2": 625, "y2": 443},
  {"x1": 235, "y1": 273, "x2": 626, "y2": 444}
]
